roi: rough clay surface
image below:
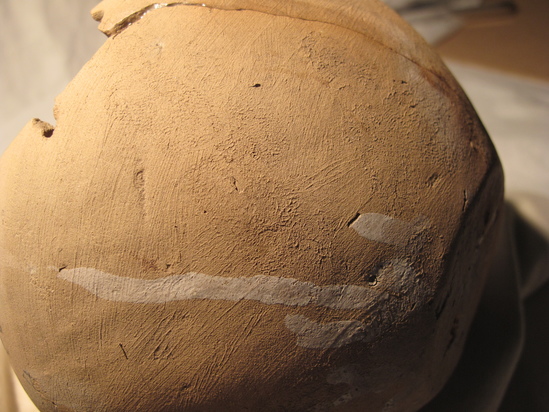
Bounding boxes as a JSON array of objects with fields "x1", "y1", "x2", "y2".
[{"x1": 0, "y1": 0, "x2": 503, "y2": 411}]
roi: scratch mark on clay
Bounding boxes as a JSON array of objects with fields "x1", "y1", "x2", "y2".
[
  {"x1": 284, "y1": 314, "x2": 365, "y2": 349},
  {"x1": 118, "y1": 343, "x2": 129, "y2": 359},
  {"x1": 349, "y1": 213, "x2": 428, "y2": 248}
]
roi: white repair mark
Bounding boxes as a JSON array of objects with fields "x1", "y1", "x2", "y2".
[
  {"x1": 284, "y1": 315, "x2": 365, "y2": 349},
  {"x1": 59, "y1": 268, "x2": 388, "y2": 309},
  {"x1": 58, "y1": 259, "x2": 419, "y2": 349},
  {"x1": 349, "y1": 213, "x2": 427, "y2": 247},
  {"x1": 58, "y1": 269, "x2": 376, "y2": 309}
]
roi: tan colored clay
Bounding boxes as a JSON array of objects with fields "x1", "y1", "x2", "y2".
[{"x1": 0, "y1": 1, "x2": 503, "y2": 411}]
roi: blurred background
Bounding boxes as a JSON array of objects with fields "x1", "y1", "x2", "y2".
[{"x1": 1, "y1": 0, "x2": 547, "y2": 411}]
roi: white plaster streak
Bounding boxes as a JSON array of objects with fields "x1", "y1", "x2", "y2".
[
  {"x1": 284, "y1": 315, "x2": 365, "y2": 349},
  {"x1": 350, "y1": 213, "x2": 426, "y2": 247},
  {"x1": 58, "y1": 268, "x2": 381, "y2": 310},
  {"x1": 58, "y1": 260, "x2": 418, "y2": 350}
]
